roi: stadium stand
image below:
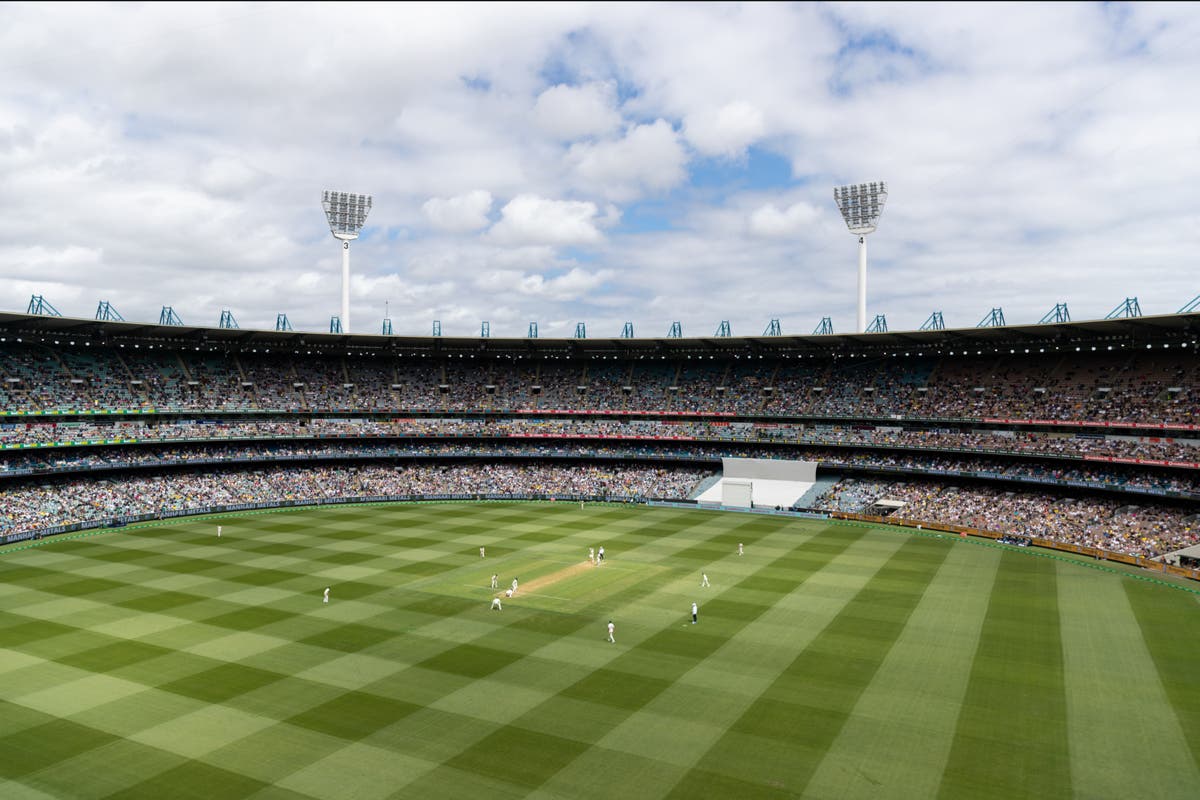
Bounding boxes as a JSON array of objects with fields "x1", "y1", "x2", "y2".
[{"x1": 0, "y1": 310, "x2": 1195, "y2": 565}]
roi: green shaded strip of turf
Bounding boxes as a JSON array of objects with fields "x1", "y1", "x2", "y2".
[
  {"x1": 399, "y1": 525, "x2": 869, "y2": 798},
  {"x1": 1123, "y1": 579, "x2": 1200, "y2": 775},
  {"x1": 1057, "y1": 564, "x2": 1200, "y2": 798},
  {"x1": 936, "y1": 550, "x2": 1071, "y2": 800},
  {"x1": 803, "y1": 540, "x2": 1003, "y2": 799},
  {"x1": 537, "y1": 526, "x2": 908, "y2": 799},
  {"x1": 666, "y1": 534, "x2": 953, "y2": 798}
]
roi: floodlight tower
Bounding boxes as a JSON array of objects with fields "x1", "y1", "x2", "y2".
[
  {"x1": 321, "y1": 190, "x2": 373, "y2": 333},
  {"x1": 833, "y1": 182, "x2": 888, "y2": 333}
]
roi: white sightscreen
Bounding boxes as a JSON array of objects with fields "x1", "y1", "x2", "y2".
[{"x1": 722, "y1": 479, "x2": 753, "y2": 508}]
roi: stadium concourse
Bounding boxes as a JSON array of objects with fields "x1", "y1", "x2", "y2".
[{"x1": 0, "y1": 309, "x2": 1196, "y2": 568}]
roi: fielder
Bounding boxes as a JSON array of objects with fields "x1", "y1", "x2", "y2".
[
  {"x1": 607, "y1": 620, "x2": 615, "y2": 643},
  {"x1": 691, "y1": 601, "x2": 698, "y2": 624},
  {"x1": 217, "y1": 525, "x2": 222, "y2": 538},
  {"x1": 589, "y1": 547, "x2": 595, "y2": 564},
  {"x1": 491, "y1": 573, "x2": 498, "y2": 589},
  {"x1": 701, "y1": 573, "x2": 710, "y2": 587},
  {"x1": 511, "y1": 577, "x2": 519, "y2": 594},
  {"x1": 480, "y1": 546, "x2": 486, "y2": 558},
  {"x1": 491, "y1": 597, "x2": 502, "y2": 610},
  {"x1": 323, "y1": 587, "x2": 330, "y2": 604},
  {"x1": 738, "y1": 542, "x2": 744, "y2": 556},
  {"x1": 597, "y1": 545, "x2": 605, "y2": 565}
]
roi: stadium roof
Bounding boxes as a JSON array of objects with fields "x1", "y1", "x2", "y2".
[{"x1": 0, "y1": 310, "x2": 1196, "y2": 357}]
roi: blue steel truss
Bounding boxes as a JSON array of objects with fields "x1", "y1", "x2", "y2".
[{"x1": 95, "y1": 301, "x2": 124, "y2": 322}]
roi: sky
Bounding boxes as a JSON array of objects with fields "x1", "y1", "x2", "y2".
[{"x1": 1, "y1": 1, "x2": 1199, "y2": 338}]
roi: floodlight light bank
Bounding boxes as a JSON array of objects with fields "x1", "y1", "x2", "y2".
[
  {"x1": 321, "y1": 190, "x2": 373, "y2": 333},
  {"x1": 833, "y1": 182, "x2": 888, "y2": 333}
]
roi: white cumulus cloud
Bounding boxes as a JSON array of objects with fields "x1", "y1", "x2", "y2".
[
  {"x1": 475, "y1": 266, "x2": 611, "y2": 301},
  {"x1": 566, "y1": 119, "x2": 687, "y2": 201},
  {"x1": 748, "y1": 201, "x2": 821, "y2": 238},
  {"x1": 422, "y1": 190, "x2": 494, "y2": 232},
  {"x1": 684, "y1": 101, "x2": 766, "y2": 157},
  {"x1": 488, "y1": 194, "x2": 604, "y2": 245},
  {"x1": 533, "y1": 82, "x2": 622, "y2": 140}
]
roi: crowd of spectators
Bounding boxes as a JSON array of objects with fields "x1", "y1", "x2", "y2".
[
  {"x1": 1, "y1": 438, "x2": 1195, "y2": 498},
  {"x1": 3, "y1": 417, "x2": 1196, "y2": 465},
  {"x1": 2, "y1": 340, "x2": 1194, "y2": 555},
  {"x1": 813, "y1": 478, "x2": 1199, "y2": 558},
  {"x1": 0, "y1": 463, "x2": 711, "y2": 537},
  {"x1": 1, "y1": 343, "x2": 1193, "y2": 425}
]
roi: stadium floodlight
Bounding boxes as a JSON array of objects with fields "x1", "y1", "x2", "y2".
[
  {"x1": 833, "y1": 181, "x2": 888, "y2": 333},
  {"x1": 321, "y1": 190, "x2": 373, "y2": 333}
]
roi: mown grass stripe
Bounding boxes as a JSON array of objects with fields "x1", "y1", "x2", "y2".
[
  {"x1": 536, "y1": 526, "x2": 906, "y2": 799},
  {"x1": 400, "y1": 524, "x2": 865, "y2": 798},
  {"x1": 1123, "y1": 579, "x2": 1200, "y2": 775},
  {"x1": 665, "y1": 533, "x2": 952, "y2": 798},
  {"x1": 936, "y1": 550, "x2": 1070, "y2": 799},
  {"x1": 804, "y1": 538, "x2": 1002, "y2": 799},
  {"x1": 1058, "y1": 564, "x2": 1200, "y2": 799},
  {"x1": 2, "y1": 504, "x2": 1197, "y2": 799}
]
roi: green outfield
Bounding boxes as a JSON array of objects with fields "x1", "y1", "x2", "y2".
[{"x1": 1, "y1": 502, "x2": 1198, "y2": 799}]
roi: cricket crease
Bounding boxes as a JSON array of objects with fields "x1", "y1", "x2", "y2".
[{"x1": 505, "y1": 560, "x2": 594, "y2": 597}]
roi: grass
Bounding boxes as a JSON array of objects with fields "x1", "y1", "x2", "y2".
[{"x1": 0, "y1": 502, "x2": 1198, "y2": 799}]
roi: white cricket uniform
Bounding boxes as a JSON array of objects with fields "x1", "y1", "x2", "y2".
[
  {"x1": 701, "y1": 573, "x2": 710, "y2": 587},
  {"x1": 607, "y1": 622, "x2": 615, "y2": 643},
  {"x1": 691, "y1": 602, "x2": 698, "y2": 624},
  {"x1": 491, "y1": 597, "x2": 502, "y2": 610},
  {"x1": 323, "y1": 588, "x2": 330, "y2": 604}
]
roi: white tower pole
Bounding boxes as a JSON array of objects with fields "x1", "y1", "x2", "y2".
[
  {"x1": 321, "y1": 191, "x2": 372, "y2": 335},
  {"x1": 857, "y1": 235, "x2": 867, "y2": 334},
  {"x1": 342, "y1": 240, "x2": 351, "y2": 332},
  {"x1": 834, "y1": 182, "x2": 887, "y2": 335}
]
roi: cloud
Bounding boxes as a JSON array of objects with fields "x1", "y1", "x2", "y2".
[
  {"x1": 533, "y1": 82, "x2": 621, "y2": 140},
  {"x1": 1, "y1": 3, "x2": 1199, "y2": 335},
  {"x1": 197, "y1": 155, "x2": 265, "y2": 197},
  {"x1": 684, "y1": 101, "x2": 765, "y2": 157},
  {"x1": 422, "y1": 190, "x2": 494, "y2": 232},
  {"x1": 488, "y1": 194, "x2": 605, "y2": 245},
  {"x1": 566, "y1": 120, "x2": 688, "y2": 201},
  {"x1": 475, "y1": 266, "x2": 611, "y2": 301},
  {"x1": 748, "y1": 201, "x2": 821, "y2": 238}
]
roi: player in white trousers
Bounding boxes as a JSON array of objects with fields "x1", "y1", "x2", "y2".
[
  {"x1": 738, "y1": 542, "x2": 744, "y2": 556},
  {"x1": 491, "y1": 574, "x2": 498, "y2": 589},
  {"x1": 480, "y1": 546, "x2": 486, "y2": 558},
  {"x1": 691, "y1": 602, "x2": 698, "y2": 624},
  {"x1": 491, "y1": 597, "x2": 502, "y2": 610},
  {"x1": 589, "y1": 547, "x2": 595, "y2": 564},
  {"x1": 607, "y1": 620, "x2": 615, "y2": 643},
  {"x1": 511, "y1": 577, "x2": 519, "y2": 594},
  {"x1": 701, "y1": 573, "x2": 710, "y2": 587},
  {"x1": 323, "y1": 587, "x2": 330, "y2": 604},
  {"x1": 217, "y1": 525, "x2": 222, "y2": 538}
]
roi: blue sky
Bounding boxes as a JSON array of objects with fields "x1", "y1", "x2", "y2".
[{"x1": 0, "y1": 2, "x2": 1198, "y2": 337}]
